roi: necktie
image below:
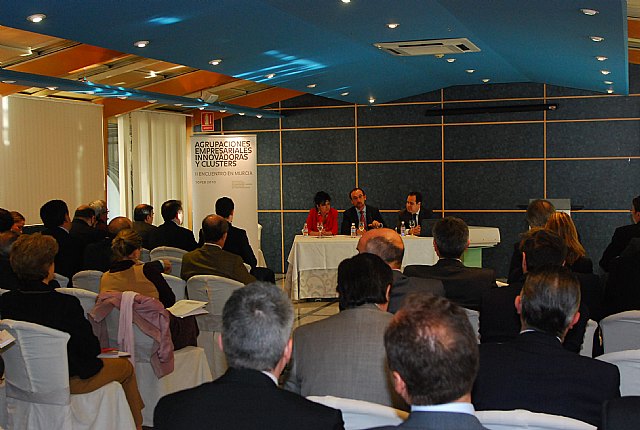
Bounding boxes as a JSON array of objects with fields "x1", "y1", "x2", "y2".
[{"x1": 359, "y1": 210, "x2": 366, "y2": 230}]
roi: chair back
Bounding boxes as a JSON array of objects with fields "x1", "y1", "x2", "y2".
[
  {"x1": 601, "y1": 396, "x2": 640, "y2": 430},
  {"x1": 307, "y1": 395, "x2": 408, "y2": 430},
  {"x1": 580, "y1": 319, "x2": 598, "y2": 357},
  {"x1": 56, "y1": 288, "x2": 98, "y2": 320},
  {"x1": 186, "y1": 275, "x2": 243, "y2": 332},
  {"x1": 71, "y1": 270, "x2": 103, "y2": 294},
  {"x1": 597, "y1": 349, "x2": 640, "y2": 396},
  {"x1": 152, "y1": 256, "x2": 182, "y2": 278},
  {"x1": 465, "y1": 308, "x2": 480, "y2": 343},
  {"x1": 162, "y1": 273, "x2": 186, "y2": 301},
  {"x1": 53, "y1": 273, "x2": 69, "y2": 288},
  {"x1": 600, "y1": 311, "x2": 640, "y2": 353},
  {"x1": 140, "y1": 248, "x2": 151, "y2": 263},
  {"x1": 150, "y1": 246, "x2": 187, "y2": 260},
  {"x1": 476, "y1": 409, "x2": 596, "y2": 430}
]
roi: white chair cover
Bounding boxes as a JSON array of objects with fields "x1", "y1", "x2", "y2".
[
  {"x1": 187, "y1": 275, "x2": 243, "y2": 379},
  {"x1": 465, "y1": 308, "x2": 480, "y2": 343},
  {"x1": 307, "y1": 395, "x2": 408, "y2": 430},
  {"x1": 0, "y1": 380, "x2": 6, "y2": 429},
  {"x1": 103, "y1": 302, "x2": 212, "y2": 426},
  {"x1": 152, "y1": 256, "x2": 182, "y2": 278},
  {"x1": 256, "y1": 249, "x2": 267, "y2": 268},
  {"x1": 597, "y1": 349, "x2": 640, "y2": 396},
  {"x1": 476, "y1": 409, "x2": 596, "y2": 430},
  {"x1": 149, "y1": 246, "x2": 187, "y2": 260},
  {"x1": 600, "y1": 311, "x2": 640, "y2": 353},
  {"x1": 72, "y1": 271, "x2": 104, "y2": 294},
  {"x1": 0, "y1": 319, "x2": 135, "y2": 430},
  {"x1": 53, "y1": 273, "x2": 69, "y2": 287},
  {"x1": 56, "y1": 288, "x2": 98, "y2": 320},
  {"x1": 139, "y1": 248, "x2": 150, "y2": 263},
  {"x1": 161, "y1": 274, "x2": 186, "y2": 301},
  {"x1": 580, "y1": 319, "x2": 598, "y2": 357}
]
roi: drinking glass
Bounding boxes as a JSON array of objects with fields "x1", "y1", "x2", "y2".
[
  {"x1": 409, "y1": 220, "x2": 416, "y2": 235},
  {"x1": 358, "y1": 221, "x2": 365, "y2": 234},
  {"x1": 317, "y1": 221, "x2": 324, "y2": 238}
]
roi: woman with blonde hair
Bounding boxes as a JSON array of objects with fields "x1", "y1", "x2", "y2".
[{"x1": 545, "y1": 212, "x2": 593, "y2": 273}]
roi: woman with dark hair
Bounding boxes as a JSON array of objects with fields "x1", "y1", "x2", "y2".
[
  {"x1": 305, "y1": 191, "x2": 338, "y2": 236},
  {"x1": 545, "y1": 212, "x2": 593, "y2": 273},
  {"x1": 10, "y1": 211, "x2": 25, "y2": 234}
]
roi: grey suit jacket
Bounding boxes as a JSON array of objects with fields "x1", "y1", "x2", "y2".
[
  {"x1": 180, "y1": 244, "x2": 256, "y2": 284},
  {"x1": 368, "y1": 411, "x2": 487, "y2": 429},
  {"x1": 388, "y1": 270, "x2": 445, "y2": 314},
  {"x1": 284, "y1": 304, "x2": 406, "y2": 410}
]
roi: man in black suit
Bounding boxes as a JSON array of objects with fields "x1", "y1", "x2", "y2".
[
  {"x1": 340, "y1": 187, "x2": 385, "y2": 235},
  {"x1": 154, "y1": 282, "x2": 344, "y2": 430},
  {"x1": 369, "y1": 295, "x2": 487, "y2": 430},
  {"x1": 357, "y1": 227, "x2": 444, "y2": 313},
  {"x1": 70, "y1": 205, "x2": 105, "y2": 249},
  {"x1": 83, "y1": 217, "x2": 133, "y2": 272},
  {"x1": 132, "y1": 203, "x2": 156, "y2": 249},
  {"x1": 404, "y1": 217, "x2": 495, "y2": 311},
  {"x1": 40, "y1": 199, "x2": 83, "y2": 283},
  {"x1": 473, "y1": 267, "x2": 620, "y2": 427},
  {"x1": 396, "y1": 191, "x2": 433, "y2": 236},
  {"x1": 147, "y1": 200, "x2": 198, "y2": 251},
  {"x1": 600, "y1": 195, "x2": 640, "y2": 272}
]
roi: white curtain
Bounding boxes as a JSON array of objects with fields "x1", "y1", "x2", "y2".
[{"x1": 117, "y1": 111, "x2": 190, "y2": 227}]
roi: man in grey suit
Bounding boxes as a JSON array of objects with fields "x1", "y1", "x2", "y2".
[
  {"x1": 357, "y1": 228, "x2": 444, "y2": 313},
  {"x1": 369, "y1": 294, "x2": 487, "y2": 430},
  {"x1": 285, "y1": 253, "x2": 406, "y2": 410}
]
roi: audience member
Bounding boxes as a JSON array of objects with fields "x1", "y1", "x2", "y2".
[
  {"x1": 368, "y1": 294, "x2": 486, "y2": 430},
  {"x1": 83, "y1": 217, "x2": 134, "y2": 272},
  {"x1": 70, "y1": 205, "x2": 105, "y2": 249},
  {"x1": 340, "y1": 188, "x2": 385, "y2": 235},
  {"x1": 154, "y1": 282, "x2": 344, "y2": 430},
  {"x1": 479, "y1": 228, "x2": 592, "y2": 352},
  {"x1": 285, "y1": 253, "x2": 406, "y2": 409},
  {"x1": 0, "y1": 233, "x2": 144, "y2": 427},
  {"x1": 10, "y1": 211, "x2": 25, "y2": 234},
  {"x1": 89, "y1": 199, "x2": 109, "y2": 233},
  {"x1": 473, "y1": 267, "x2": 620, "y2": 427},
  {"x1": 306, "y1": 191, "x2": 339, "y2": 236},
  {"x1": 0, "y1": 208, "x2": 13, "y2": 233},
  {"x1": 602, "y1": 237, "x2": 640, "y2": 316},
  {"x1": 100, "y1": 229, "x2": 197, "y2": 349},
  {"x1": 148, "y1": 200, "x2": 198, "y2": 251},
  {"x1": 600, "y1": 195, "x2": 640, "y2": 272},
  {"x1": 0, "y1": 231, "x2": 20, "y2": 290},
  {"x1": 396, "y1": 191, "x2": 432, "y2": 236},
  {"x1": 132, "y1": 203, "x2": 156, "y2": 249},
  {"x1": 545, "y1": 212, "x2": 592, "y2": 273},
  {"x1": 357, "y1": 228, "x2": 444, "y2": 313},
  {"x1": 40, "y1": 199, "x2": 83, "y2": 282},
  {"x1": 181, "y1": 214, "x2": 256, "y2": 284},
  {"x1": 507, "y1": 199, "x2": 555, "y2": 283},
  {"x1": 404, "y1": 217, "x2": 495, "y2": 311}
]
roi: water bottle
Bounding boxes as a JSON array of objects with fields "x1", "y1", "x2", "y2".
[
  {"x1": 350, "y1": 223, "x2": 356, "y2": 238},
  {"x1": 400, "y1": 221, "x2": 406, "y2": 236},
  {"x1": 302, "y1": 223, "x2": 308, "y2": 236}
]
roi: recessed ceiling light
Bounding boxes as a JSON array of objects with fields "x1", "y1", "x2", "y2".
[
  {"x1": 387, "y1": 23, "x2": 399, "y2": 29},
  {"x1": 465, "y1": 69, "x2": 475, "y2": 73},
  {"x1": 307, "y1": 83, "x2": 317, "y2": 88},
  {"x1": 239, "y1": 112, "x2": 245, "y2": 116},
  {"x1": 209, "y1": 59, "x2": 222, "y2": 66},
  {"x1": 145, "y1": 71, "x2": 157, "y2": 79},
  {"x1": 604, "y1": 80, "x2": 613, "y2": 85},
  {"x1": 26, "y1": 14, "x2": 46, "y2": 23},
  {"x1": 265, "y1": 73, "x2": 276, "y2": 79},
  {"x1": 596, "y1": 56, "x2": 608, "y2": 61},
  {"x1": 174, "y1": 103, "x2": 183, "y2": 106},
  {"x1": 114, "y1": 82, "x2": 126, "y2": 85},
  {"x1": 368, "y1": 97, "x2": 375, "y2": 104},
  {"x1": 46, "y1": 86, "x2": 57, "y2": 91},
  {"x1": 482, "y1": 78, "x2": 490, "y2": 83},
  {"x1": 198, "y1": 106, "x2": 205, "y2": 110},
  {"x1": 581, "y1": 8, "x2": 599, "y2": 15},
  {"x1": 219, "y1": 109, "x2": 227, "y2": 113},
  {"x1": 590, "y1": 36, "x2": 604, "y2": 42},
  {"x1": 134, "y1": 40, "x2": 150, "y2": 48},
  {"x1": 607, "y1": 89, "x2": 614, "y2": 94},
  {"x1": 1, "y1": 80, "x2": 16, "y2": 84},
  {"x1": 147, "y1": 99, "x2": 157, "y2": 103},
  {"x1": 446, "y1": 58, "x2": 456, "y2": 63},
  {"x1": 19, "y1": 48, "x2": 33, "y2": 57},
  {"x1": 341, "y1": 0, "x2": 351, "y2": 3},
  {"x1": 601, "y1": 70, "x2": 611, "y2": 75},
  {"x1": 256, "y1": 114, "x2": 263, "y2": 118},
  {"x1": 117, "y1": 96, "x2": 128, "y2": 100},
  {"x1": 341, "y1": 92, "x2": 350, "y2": 96}
]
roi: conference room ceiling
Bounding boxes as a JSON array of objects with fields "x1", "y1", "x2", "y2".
[{"x1": 0, "y1": 1, "x2": 634, "y2": 118}]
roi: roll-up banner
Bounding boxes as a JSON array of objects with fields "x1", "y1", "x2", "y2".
[{"x1": 190, "y1": 135, "x2": 258, "y2": 253}]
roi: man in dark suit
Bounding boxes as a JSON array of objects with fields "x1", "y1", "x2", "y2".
[
  {"x1": 147, "y1": 200, "x2": 198, "y2": 251},
  {"x1": 396, "y1": 191, "x2": 433, "y2": 236},
  {"x1": 180, "y1": 214, "x2": 256, "y2": 284},
  {"x1": 369, "y1": 295, "x2": 487, "y2": 430},
  {"x1": 357, "y1": 227, "x2": 444, "y2": 313},
  {"x1": 0, "y1": 208, "x2": 13, "y2": 232},
  {"x1": 340, "y1": 187, "x2": 385, "y2": 235},
  {"x1": 154, "y1": 282, "x2": 344, "y2": 430},
  {"x1": 83, "y1": 217, "x2": 133, "y2": 272},
  {"x1": 473, "y1": 267, "x2": 620, "y2": 427},
  {"x1": 40, "y1": 199, "x2": 84, "y2": 283},
  {"x1": 132, "y1": 203, "x2": 156, "y2": 249},
  {"x1": 404, "y1": 217, "x2": 495, "y2": 311},
  {"x1": 600, "y1": 195, "x2": 640, "y2": 272},
  {"x1": 69, "y1": 205, "x2": 105, "y2": 248}
]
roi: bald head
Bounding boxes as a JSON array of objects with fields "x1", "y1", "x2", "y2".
[
  {"x1": 107, "y1": 216, "x2": 133, "y2": 237},
  {"x1": 202, "y1": 214, "x2": 229, "y2": 245},
  {"x1": 357, "y1": 228, "x2": 404, "y2": 269}
]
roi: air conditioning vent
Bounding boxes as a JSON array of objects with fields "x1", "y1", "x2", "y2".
[{"x1": 374, "y1": 38, "x2": 481, "y2": 56}]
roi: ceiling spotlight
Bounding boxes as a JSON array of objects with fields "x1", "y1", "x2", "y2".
[
  {"x1": 219, "y1": 109, "x2": 227, "y2": 113},
  {"x1": 596, "y1": 56, "x2": 608, "y2": 61},
  {"x1": 256, "y1": 114, "x2": 263, "y2": 118},
  {"x1": 19, "y1": 48, "x2": 33, "y2": 57},
  {"x1": 307, "y1": 83, "x2": 317, "y2": 88},
  {"x1": 1, "y1": 80, "x2": 16, "y2": 84},
  {"x1": 446, "y1": 58, "x2": 456, "y2": 63},
  {"x1": 341, "y1": 0, "x2": 351, "y2": 3},
  {"x1": 387, "y1": 23, "x2": 399, "y2": 29},
  {"x1": 604, "y1": 80, "x2": 613, "y2": 84},
  {"x1": 147, "y1": 99, "x2": 157, "y2": 103},
  {"x1": 607, "y1": 89, "x2": 614, "y2": 94},
  {"x1": 465, "y1": 69, "x2": 475, "y2": 73},
  {"x1": 341, "y1": 92, "x2": 350, "y2": 96},
  {"x1": 174, "y1": 103, "x2": 183, "y2": 106},
  {"x1": 601, "y1": 70, "x2": 611, "y2": 75},
  {"x1": 368, "y1": 97, "x2": 375, "y2": 104},
  {"x1": 26, "y1": 13, "x2": 46, "y2": 23},
  {"x1": 209, "y1": 59, "x2": 222, "y2": 66},
  {"x1": 482, "y1": 78, "x2": 490, "y2": 83},
  {"x1": 590, "y1": 36, "x2": 604, "y2": 42},
  {"x1": 117, "y1": 96, "x2": 128, "y2": 100},
  {"x1": 265, "y1": 73, "x2": 276, "y2": 79},
  {"x1": 581, "y1": 8, "x2": 599, "y2": 15},
  {"x1": 46, "y1": 86, "x2": 57, "y2": 91},
  {"x1": 239, "y1": 112, "x2": 245, "y2": 116},
  {"x1": 134, "y1": 40, "x2": 150, "y2": 48},
  {"x1": 145, "y1": 71, "x2": 157, "y2": 79},
  {"x1": 198, "y1": 106, "x2": 205, "y2": 110}
]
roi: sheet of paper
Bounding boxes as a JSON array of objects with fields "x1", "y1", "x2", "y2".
[{"x1": 166, "y1": 299, "x2": 208, "y2": 318}]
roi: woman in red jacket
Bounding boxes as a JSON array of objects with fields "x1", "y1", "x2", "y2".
[{"x1": 306, "y1": 191, "x2": 338, "y2": 236}]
